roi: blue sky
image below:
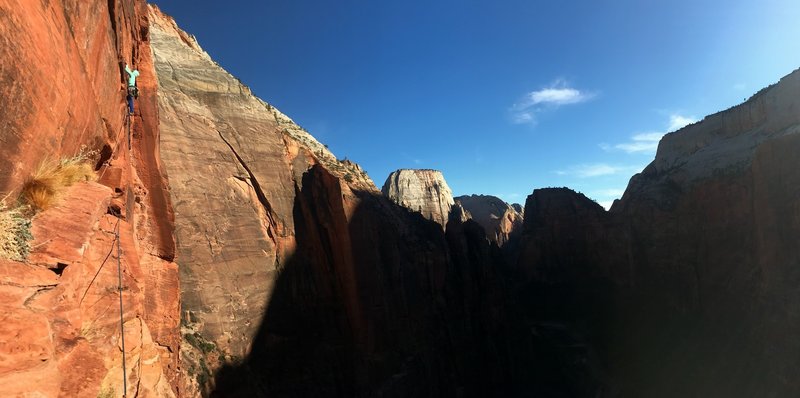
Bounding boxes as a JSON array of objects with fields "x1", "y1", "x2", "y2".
[{"x1": 152, "y1": 0, "x2": 800, "y2": 208}]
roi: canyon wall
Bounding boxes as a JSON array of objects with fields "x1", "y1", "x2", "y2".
[
  {"x1": 516, "y1": 68, "x2": 800, "y2": 397},
  {"x1": 147, "y1": 6, "x2": 380, "y2": 394}
]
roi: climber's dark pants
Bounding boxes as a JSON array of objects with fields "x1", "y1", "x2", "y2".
[{"x1": 126, "y1": 86, "x2": 138, "y2": 115}]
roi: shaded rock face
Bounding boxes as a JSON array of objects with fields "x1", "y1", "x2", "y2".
[
  {"x1": 381, "y1": 169, "x2": 455, "y2": 227},
  {"x1": 0, "y1": 1, "x2": 180, "y2": 397},
  {"x1": 455, "y1": 194, "x2": 524, "y2": 247},
  {"x1": 516, "y1": 69, "x2": 800, "y2": 397},
  {"x1": 517, "y1": 189, "x2": 619, "y2": 283},
  {"x1": 211, "y1": 166, "x2": 604, "y2": 397}
]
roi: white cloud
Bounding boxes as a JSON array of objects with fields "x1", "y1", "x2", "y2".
[
  {"x1": 667, "y1": 114, "x2": 696, "y2": 131},
  {"x1": 511, "y1": 79, "x2": 594, "y2": 125},
  {"x1": 614, "y1": 132, "x2": 663, "y2": 154},
  {"x1": 527, "y1": 87, "x2": 591, "y2": 106},
  {"x1": 512, "y1": 111, "x2": 534, "y2": 124},
  {"x1": 605, "y1": 113, "x2": 697, "y2": 154},
  {"x1": 733, "y1": 82, "x2": 747, "y2": 91}
]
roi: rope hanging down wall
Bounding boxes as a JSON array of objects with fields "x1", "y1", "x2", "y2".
[
  {"x1": 90, "y1": 111, "x2": 132, "y2": 396},
  {"x1": 76, "y1": 215, "x2": 129, "y2": 397},
  {"x1": 115, "y1": 214, "x2": 128, "y2": 397}
]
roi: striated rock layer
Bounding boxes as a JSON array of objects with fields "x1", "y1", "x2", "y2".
[
  {"x1": 0, "y1": 1, "x2": 180, "y2": 397},
  {"x1": 147, "y1": 5, "x2": 381, "y2": 395},
  {"x1": 381, "y1": 169, "x2": 455, "y2": 227}
]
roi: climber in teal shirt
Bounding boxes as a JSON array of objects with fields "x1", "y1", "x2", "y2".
[
  {"x1": 125, "y1": 64, "x2": 139, "y2": 115},
  {"x1": 125, "y1": 64, "x2": 139, "y2": 87}
]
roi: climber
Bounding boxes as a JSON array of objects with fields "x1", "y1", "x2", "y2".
[{"x1": 124, "y1": 63, "x2": 140, "y2": 115}]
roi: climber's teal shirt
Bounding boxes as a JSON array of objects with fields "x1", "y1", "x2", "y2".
[{"x1": 125, "y1": 64, "x2": 139, "y2": 87}]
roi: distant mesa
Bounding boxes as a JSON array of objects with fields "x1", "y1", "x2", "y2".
[
  {"x1": 380, "y1": 170, "x2": 525, "y2": 246},
  {"x1": 381, "y1": 169, "x2": 455, "y2": 227},
  {"x1": 455, "y1": 194, "x2": 524, "y2": 247}
]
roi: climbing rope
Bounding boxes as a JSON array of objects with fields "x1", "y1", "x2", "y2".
[
  {"x1": 75, "y1": 215, "x2": 128, "y2": 396},
  {"x1": 97, "y1": 113, "x2": 131, "y2": 182},
  {"x1": 81, "y1": 67, "x2": 136, "y2": 397},
  {"x1": 89, "y1": 82, "x2": 135, "y2": 397},
  {"x1": 115, "y1": 218, "x2": 128, "y2": 398},
  {"x1": 79, "y1": 218, "x2": 120, "y2": 305}
]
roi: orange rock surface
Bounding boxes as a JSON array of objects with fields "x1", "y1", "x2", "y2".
[{"x1": 0, "y1": 1, "x2": 179, "y2": 397}]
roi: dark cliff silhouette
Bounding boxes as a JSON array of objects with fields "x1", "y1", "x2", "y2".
[{"x1": 210, "y1": 166, "x2": 606, "y2": 397}]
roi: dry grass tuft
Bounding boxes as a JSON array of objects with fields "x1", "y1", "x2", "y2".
[
  {"x1": 21, "y1": 150, "x2": 98, "y2": 211},
  {"x1": 1, "y1": 147, "x2": 98, "y2": 261},
  {"x1": 21, "y1": 178, "x2": 58, "y2": 212},
  {"x1": 96, "y1": 386, "x2": 115, "y2": 398}
]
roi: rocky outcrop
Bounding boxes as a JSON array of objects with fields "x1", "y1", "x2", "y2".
[
  {"x1": 455, "y1": 194, "x2": 524, "y2": 246},
  {"x1": 381, "y1": 169, "x2": 455, "y2": 227},
  {"x1": 0, "y1": 1, "x2": 179, "y2": 397},
  {"x1": 516, "y1": 188, "x2": 618, "y2": 281},
  {"x1": 0, "y1": 181, "x2": 179, "y2": 398}
]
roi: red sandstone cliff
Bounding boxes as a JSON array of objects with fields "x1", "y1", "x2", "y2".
[{"x1": 0, "y1": 1, "x2": 179, "y2": 397}]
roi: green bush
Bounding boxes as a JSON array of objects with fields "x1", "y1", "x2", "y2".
[{"x1": 185, "y1": 332, "x2": 217, "y2": 354}]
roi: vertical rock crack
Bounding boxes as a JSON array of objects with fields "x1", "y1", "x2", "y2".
[{"x1": 217, "y1": 130, "x2": 280, "y2": 247}]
